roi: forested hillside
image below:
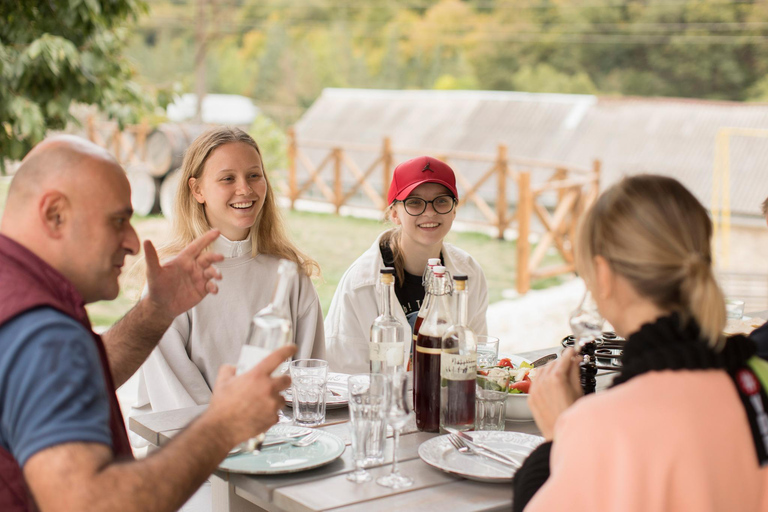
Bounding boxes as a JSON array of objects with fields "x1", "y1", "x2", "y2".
[{"x1": 127, "y1": 0, "x2": 768, "y2": 124}]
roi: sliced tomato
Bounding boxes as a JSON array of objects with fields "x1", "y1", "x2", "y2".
[
  {"x1": 499, "y1": 358, "x2": 514, "y2": 368},
  {"x1": 509, "y1": 380, "x2": 531, "y2": 394}
]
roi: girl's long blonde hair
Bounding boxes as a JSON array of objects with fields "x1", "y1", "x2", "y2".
[
  {"x1": 161, "y1": 126, "x2": 319, "y2": 277},
  {"x1": 575, "y1": 174, "x2": 725, "y2": 348}
]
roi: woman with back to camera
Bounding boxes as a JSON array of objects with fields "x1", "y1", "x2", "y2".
[
  {"x1": 324, "y1": 156, "x2": 488, "y2": 374},
  {"x1": 512, "y1": 175, "x2": 768, "y2": 511}
]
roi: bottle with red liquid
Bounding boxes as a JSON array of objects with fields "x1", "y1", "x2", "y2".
[
  {"x1": 408, "y1": 258, "x2": 442, "y2": 371},
  {"x1": 440, "y1": 275, "x2": 477, "y2": 433},
  {"x1": 414, "y1": 266, "x2": 454, "y2": 432}
]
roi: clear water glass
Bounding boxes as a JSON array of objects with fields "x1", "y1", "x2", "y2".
[
  {"x1": 475, "y1": 368, "x2": 509, "y2": 431},
  {"x1": 726, "y1": 299, "x2": 745, "y2": 320},
  {"x1": 476, "y1": 335, "x2": 500, "y2": 367},
  {"x1": 290, "y1": 359, "x2": 328, "y2": 427},
  {"x1": 376, "y1": 369, "x2": 414, "y2": 489},
  {"x1": 347, "y1": 374, "x2": 389, "y2": 483}
]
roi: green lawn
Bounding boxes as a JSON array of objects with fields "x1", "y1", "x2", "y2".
[{"x1": 0, "y1": 178, "x2": 565, "y2": 327}]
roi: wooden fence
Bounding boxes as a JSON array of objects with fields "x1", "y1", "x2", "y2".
[
  {"x1": 287, "y1": 129, "x2": 601, "y2": 294},
  {"x1": 85, "y1": 117, "x2": 152, "y2": 165}
]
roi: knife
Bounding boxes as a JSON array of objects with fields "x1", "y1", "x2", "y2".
[
  {"x1": 530, "y1": 353, "x2": 557, "y2": 368},
  {"x1": 449, "y1": 429, "x2": 521, "y2": 467}
]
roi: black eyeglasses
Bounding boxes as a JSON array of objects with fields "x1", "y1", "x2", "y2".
[{"x1": 398, "y1": 195, "x2": 456, "y2": 216}]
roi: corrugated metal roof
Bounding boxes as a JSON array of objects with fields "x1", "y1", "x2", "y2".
[{"x1": 295, "y1": 88, "x2": 768, "y2": 217}]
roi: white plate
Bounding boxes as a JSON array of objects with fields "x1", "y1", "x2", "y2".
[
  {"x1": 285, "y1": 373, "x2": 349, "y2": 409},
  {"x1": 219, "y1": 426, "x2": 345, "y2": 474},
  {"x1": 418, "y1": 431, "x2": 544, "y2": 483}
]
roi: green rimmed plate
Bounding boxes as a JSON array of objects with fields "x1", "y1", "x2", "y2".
[{"x1": 219, "y1": 426, "x2": 345, "y2": 474}]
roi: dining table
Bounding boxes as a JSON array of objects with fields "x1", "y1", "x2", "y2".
[{"x1": 128, "y1": 346, "x2": 615, "y2": 512}]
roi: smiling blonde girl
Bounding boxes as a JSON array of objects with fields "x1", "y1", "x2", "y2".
[{"x1": 134, "y1": 127, "x2": 324, "y2": 417}]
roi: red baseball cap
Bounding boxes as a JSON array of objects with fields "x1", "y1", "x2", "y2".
[{"x1": 387, "y1": 156, "x2": 459, "y2": 205}]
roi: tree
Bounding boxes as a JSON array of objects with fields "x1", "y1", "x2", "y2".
[{"x1": 0, "y1": 0, "x2": 149, "y2": 172}]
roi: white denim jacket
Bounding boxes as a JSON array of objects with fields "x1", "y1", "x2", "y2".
[{"x1": 325, "y1": 233, "x2": 488, "y2": 374}]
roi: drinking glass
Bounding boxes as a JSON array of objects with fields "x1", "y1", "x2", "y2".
[
  {"x1": 726, "y1": 299, "x2": 745, "y2": 320},
  {"x1": 475, "y1": 368, "x2": 509, "y2": 431},
  {"x1": 376, "y1": 369, "x2": 414, "y2": 489},
  {"x1": 476, "y1": 335, "x2": 500, "y2": 367},
  {"x1": 347, "y1": 374, "x2": 389, "y2": 483},
  {"x1": 290, "y1": 359, "x2": 328, "y2": 427}
]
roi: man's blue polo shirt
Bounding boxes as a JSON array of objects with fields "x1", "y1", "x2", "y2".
[{"x1": 0, "y1": 307, "x2": 112, "y2": 467}]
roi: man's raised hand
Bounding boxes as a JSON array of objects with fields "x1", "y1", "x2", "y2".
[{"x1": 144, "y1": 230, "x2": 224, "y2": 322}]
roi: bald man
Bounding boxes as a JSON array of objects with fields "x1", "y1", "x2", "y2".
[{"x1": 0, "y1": 136, "x2": 294, "y2": 512}]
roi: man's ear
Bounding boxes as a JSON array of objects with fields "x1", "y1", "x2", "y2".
[
  {"x1": 594, "y1": 255, "x2": 613, "y2": 302},
  {"x1": 39, "y1": 192, "x2": 69, "y2": 238},
  {"x1": 189, "y1": 177, "x2": 205, "y2": 204}
]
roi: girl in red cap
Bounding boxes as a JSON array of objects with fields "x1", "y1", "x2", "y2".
[{"x1": 325, "y1": 156, "x2": 488, "y2": 373}]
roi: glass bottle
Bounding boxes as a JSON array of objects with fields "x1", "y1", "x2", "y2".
[
  {"x1": 236, "y1": 259, "x2": 297, "y2": 377},
  {"x1": 414, "y1": 266, "x2": 454, "y2": 432},
  {"x1": 440, "y1": 275, "x2": 477, "y2": 432},
  {"x1": 370, "y1": 268, "x2": 407, "y2": 375},
  {"x1": 409, "y1": 258, "x2": 442, "y2": 371},
  {"x1": 569, "y1": 290, "x2": 604, "y2": 395}
]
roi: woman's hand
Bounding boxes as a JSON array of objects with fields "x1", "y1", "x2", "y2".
[{"x1": 528, "y1": 348, "x2": 584, "y2": 441}]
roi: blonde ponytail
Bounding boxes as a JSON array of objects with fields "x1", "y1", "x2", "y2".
[
  {"x1": 576, "y1": 175, "x2": 726, "y2": 349},
  {"x1": 680, "y1": 255, "x2": 726, "y2": 349}
]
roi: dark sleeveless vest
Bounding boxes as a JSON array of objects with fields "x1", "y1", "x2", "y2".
[{"x1": 0, "y1": 234, "x2": 133, "y2": 511}]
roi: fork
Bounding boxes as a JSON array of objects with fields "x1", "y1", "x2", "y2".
[
  {"x1": 264, "y1": 431, "x2": 320, "y2": 448},
  {"x1": 447, "y1": 434, "x2": 520, "y2": 468}
]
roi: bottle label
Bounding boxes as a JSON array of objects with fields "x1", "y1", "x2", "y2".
[
  {"x1": 441, "y1": 352, "x2": 478, "y2": 381},
  {"x1": 369, "y1": 342, "x2": 405, "y2": 366},
  {"x1": 236, "y1": 345, "x2": 272, "y2": 375}
]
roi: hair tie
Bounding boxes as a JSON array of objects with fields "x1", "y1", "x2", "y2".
[{"x1": 682, "y1": 252, "x2": 706, "y2": 274}]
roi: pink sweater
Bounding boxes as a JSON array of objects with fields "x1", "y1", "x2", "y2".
[{"x1": 525, "y1": 370, "x2": 768, "y2": 512}]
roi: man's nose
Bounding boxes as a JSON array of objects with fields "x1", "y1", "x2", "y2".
[{"x1": 124, "y1": 223, "x2": 140, "y2": 255}]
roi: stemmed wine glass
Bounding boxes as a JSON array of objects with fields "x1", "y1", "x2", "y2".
[
  {"x1": 376, "y1": 369, "x2": 414, "y2": 489},
  {"x1": 569, "y1": 290, "x2": 604, "y2": 342}
]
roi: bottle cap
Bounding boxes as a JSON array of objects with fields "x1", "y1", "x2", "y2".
[
  {"x1": 433, "y1": 265, "x2": 446, "y2": 277},
  {"x1": 428, "y1": 258, "x2": 441, "y2": 266},
  {"x1": 453, "y1": 275, "x2": 468, "y2": 281},
  {"x1": 380, "y1": 267, "x2": 395, "y2": 274}
]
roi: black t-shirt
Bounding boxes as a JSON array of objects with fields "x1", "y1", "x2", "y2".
[
  {"x1": 395, "y1": 270, "x2": 426, "y2": 317},
  {"x1": 379, "y1": 239, "x2": 443, "y2": 317}
]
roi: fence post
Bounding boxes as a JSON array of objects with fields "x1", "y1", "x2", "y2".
[
  {"x1": 333, "y1": 147, "x2": 343, "y2": 214},
  {"x1": 287, "y1": 127, "x2": 297, "y2": 209},
  {"x1": 590, "y1": 159, "x2": 601, "y2": 209},
  {"x1": 516, "y1": 171, "x2": 532, "y2": 294},
  {"x1": 112, "y1": 128, "x2": 122, "y2": 164},
  {"x1": 496, "y1": 144, "x2": 508, "y2": 239},
  {"x1": 86, "y1": 116, "x2": 96, "y2": 144},
  {"x1": 382, "y1": 137, "x2": 392, "y2": 210}
]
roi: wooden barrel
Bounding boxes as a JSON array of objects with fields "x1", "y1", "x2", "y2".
[
  {"x1": 145, "y1": 123, "x2": 209, "y2": 178},
  {"x1": 159, "y1": 168, "x2": 182, "y2": 221},
  {"x1": 125, "y1": 163, "x2": 160, "y2": 216}
]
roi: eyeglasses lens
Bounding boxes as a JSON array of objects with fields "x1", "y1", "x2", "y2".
[{"x1": 403, "y1": 196, "x2": 455, "y2": 216}]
